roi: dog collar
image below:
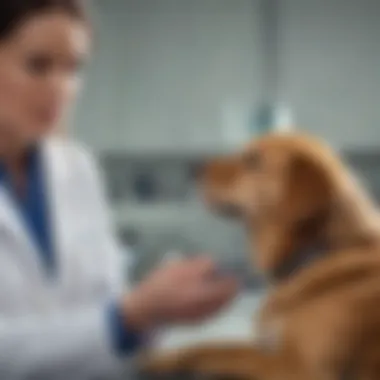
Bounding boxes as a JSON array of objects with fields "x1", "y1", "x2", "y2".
[{"x1": 271, "y1": 244, "x2": 328, "y2": 282}]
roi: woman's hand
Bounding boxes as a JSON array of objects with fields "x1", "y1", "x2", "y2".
[{"x1": 122, "y1": 257, "x2": 239, "y2": 332}]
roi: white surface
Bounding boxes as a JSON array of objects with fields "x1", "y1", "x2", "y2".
[
  {"x1": 156, "y1": 291, "x2": 265, "y2": 350},
  {"x1": 274, "y1": 104, "x2": 294, "y2": 132}
]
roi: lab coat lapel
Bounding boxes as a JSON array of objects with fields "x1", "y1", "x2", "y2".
[
  {"x1": 41, "y1": 138, "x2": 103, "y2": 301},
  {"x1": 40, "y1": 138, "x2": 71, "y2": 277},
  {"x1": 41, "y1": 138, "x2": 86, "y2": 290},
  {"x1": 0, "y1": 137, "x2": 74, "y2": 285}
]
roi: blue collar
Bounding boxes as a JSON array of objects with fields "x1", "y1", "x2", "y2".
[{"x1": 0, "y1": 145, "x2": 55, "y2": 273}]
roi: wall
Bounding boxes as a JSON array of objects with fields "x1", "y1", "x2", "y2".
[
  {"x1": 71, "y1": 0, "x2": 380, "y2": 274},
  {"x1": 75, "y1": 0, "x2": 380, "y2": 152},
  {"x1": 74, "y1": 0, "x2": 263, "y2": 154},
  {"x1": 277, "y1": 0, "x2": 380, "y2": 149}
]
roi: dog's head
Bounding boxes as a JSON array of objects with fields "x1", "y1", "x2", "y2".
[{"x1": 200, "y1": 133, "x2": 369, "y2": 278}]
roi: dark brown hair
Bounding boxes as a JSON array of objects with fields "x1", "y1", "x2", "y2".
[{"x1": 0, "y1": 0, "x2": 88, "y2": 40}]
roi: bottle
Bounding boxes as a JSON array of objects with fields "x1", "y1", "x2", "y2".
[
  {"x1": 273, "y1": 103, "x2": 294, "y2": 133},
  {"x1": 251, "y1": 102, "x2": 294, "y2": 136},
  {"x1": 250, "y1": 102, "x2": 272, "y2": 136}
]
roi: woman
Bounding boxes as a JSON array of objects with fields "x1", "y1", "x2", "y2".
[{"x1": 0, "y1": 1, "x2": 239, "y2": 379}]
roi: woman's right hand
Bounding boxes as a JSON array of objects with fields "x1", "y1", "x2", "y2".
[{"x1": 122, "y1": 257, "x2": 239, "y2": 332}]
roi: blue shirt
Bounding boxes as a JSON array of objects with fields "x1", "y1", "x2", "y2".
[
  {"x1": 0, "y1": 148, "x2": 55, "y2": 273},
  {"x1": 0, "y1": 147, "x2": 142, "y2": 356}
]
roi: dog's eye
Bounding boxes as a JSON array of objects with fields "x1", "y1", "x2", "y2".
[{"x1": 244, "y1": 152, "x2": 261, "y2": 170}]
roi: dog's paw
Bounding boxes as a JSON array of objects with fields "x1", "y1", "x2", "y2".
[
  {"x1": 138, "y1": 352, "x2": 222, "y2": 379},
  {"x1": 139, "y1": 351, "x2": 190, "y2": 376}
]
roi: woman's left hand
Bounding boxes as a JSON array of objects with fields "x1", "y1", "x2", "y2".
[{"x1": 122, "y1": 256, "x2": 239, "y2": 332}]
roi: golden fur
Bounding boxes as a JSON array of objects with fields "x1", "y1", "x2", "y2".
[{"x1": 141, "y1": 132, "x2": 380, "y2": 379}]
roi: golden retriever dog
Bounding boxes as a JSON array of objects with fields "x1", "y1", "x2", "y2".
[{"x1": 142, "y1": 132, "x2": 380, "y2": 379}]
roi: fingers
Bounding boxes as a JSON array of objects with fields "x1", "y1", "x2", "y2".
[
  {"x1": 204, "y1": 276, "x2": 240, "y2": 302},
  {"x1": 135, "y1": 255, "x2": 241, "y2": 328},
  {"x1": 189, "y1": 255, "x2": 216, "y2": 274},
  {"x1": 187, "y1": 255, "x2": 240, "y2": 298},
  {"x1": 192, "y1": 276, "x2": 240, "y2": 320},
  {"x1": 162, "y1": 255, "x2": 214, "y2": 275}
]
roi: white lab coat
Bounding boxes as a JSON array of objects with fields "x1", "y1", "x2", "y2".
[{"x1": 0, "y1": 137, "x2": 133, "y2": 380}]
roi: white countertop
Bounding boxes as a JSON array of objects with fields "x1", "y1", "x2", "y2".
[{"x1": 156, "y1": 291, "x2": 265, "y2": 350}]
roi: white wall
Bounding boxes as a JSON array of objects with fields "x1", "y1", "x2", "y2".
[
  {"x1": 74, "y1": 0, "x2": 380, "y2": 152},
  {"x1": 74, "y1": 0, "x2": 263, "y2": 153},
  {"x1": 277, "y1": 0, "x2": 380, "y2": 149}
]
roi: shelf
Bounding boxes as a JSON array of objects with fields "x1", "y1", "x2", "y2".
[
  {"x1": 112, "y1": 201, "x2": 208, "y2": 226},
  {"x1": 98, "y1": 145, "x2": 242, "y2": 161}
]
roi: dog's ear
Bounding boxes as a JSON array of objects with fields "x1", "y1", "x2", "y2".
[
  {"x1": 284, "y1": 153, "x2": 332, "y2": 226},
  {"x1": 252, "y1": 153, "x2": 333, "y2": 275}
]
